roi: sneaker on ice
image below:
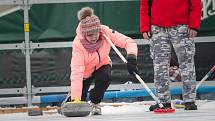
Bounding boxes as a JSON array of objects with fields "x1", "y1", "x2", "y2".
[
  {"x1": 149, "y1": 103, "x2": 172, "y2": 111},
  {"x1": 184, "y1": 102, "x2": 197, "y2": 110},
  {"x1": 90, "y1": 103, "x2": 102, "y2": 115}
]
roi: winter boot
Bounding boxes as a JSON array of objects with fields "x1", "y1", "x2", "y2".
[
  {"x1": 149, "y1": 103, "x2": 172, "y2": 111},
  {"x1": 184, "y1": 102, "x2": 197, "y2": 110},
  {"x1": 90, "y1": 103, "x2": 102, "y2": 115}
]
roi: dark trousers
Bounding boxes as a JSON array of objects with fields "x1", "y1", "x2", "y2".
[{"x1": 81, "y1": 65, "x2": 111, "y2": 104}]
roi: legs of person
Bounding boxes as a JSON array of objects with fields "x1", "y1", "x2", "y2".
[
  {"x1": 170, "y1": 25, "x2": 197, "y2": 109},
  {"x1": 150, "y1": 26, "x2": 172, "y2": 104},
  {"x1": 81, "y1": 77, "x2": 93, "y2": 101},
  {"x1": 89, "y1": 65, "x2": 111, "y2": 104},
  {"x1": 88, "y1": 65, "x2": 111, "y2": 115}
]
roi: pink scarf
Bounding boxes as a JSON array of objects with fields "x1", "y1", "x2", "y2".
[{"x1": 80, "y1": 34, "x2": 103, "y2": 53}]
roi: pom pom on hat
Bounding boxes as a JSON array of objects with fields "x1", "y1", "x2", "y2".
[
  {"x1": 77, "y1": 7, "x2": 94, "y2": 21},
  {"x1": 77, "y1": 7, "x2": 101, "y2": 35}
]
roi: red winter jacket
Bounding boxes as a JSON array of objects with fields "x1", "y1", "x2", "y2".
[{"x1": 140, "y1": 0, "x2": 202, "y2": 32}]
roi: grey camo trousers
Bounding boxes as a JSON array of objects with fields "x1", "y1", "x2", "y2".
[{"x1": 150, "y1": 25, "x2": 196, "y2": 103}]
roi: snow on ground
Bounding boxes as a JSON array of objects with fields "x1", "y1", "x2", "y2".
[{"x1": 0, "y1": 100, "x2": 215, "y2": 121}]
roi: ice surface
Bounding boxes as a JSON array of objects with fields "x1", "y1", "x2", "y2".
[{"x1": 0, "y1": 100, "x2": 214, "y2": 121}]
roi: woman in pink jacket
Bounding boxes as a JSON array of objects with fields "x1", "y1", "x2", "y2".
[{"x1": 70, "y1": 7, "x2": 138, "y2": 115}]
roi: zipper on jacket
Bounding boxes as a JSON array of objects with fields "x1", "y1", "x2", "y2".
[
  {"x1": 96, "y1": 50, "x2": 101, "y2": 63},
  {"x1": 94, "y1": 50, "x2": 101, "y2": 71}
]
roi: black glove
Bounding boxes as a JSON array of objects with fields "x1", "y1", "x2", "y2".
[{"x1": 126, "y1": 54, "x2": 139, "y2": 75}]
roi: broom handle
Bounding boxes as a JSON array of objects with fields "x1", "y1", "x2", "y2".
[
  {"x1": 103, "y1": 34, "x2": 163, "y2": 108},
  {"x1": 196, "y1": 65, "x2": 215, "y2": 89}
]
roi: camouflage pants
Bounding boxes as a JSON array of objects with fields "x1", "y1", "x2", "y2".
[{"x1": 150, "y1": 25, "x2": 196, "y2": 103}]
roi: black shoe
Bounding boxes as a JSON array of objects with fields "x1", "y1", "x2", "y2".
[
  {"x1": 149, "y1": 103, "x2": 172, "y2": 111},
  {"x1": 184, "y1": 102, "x2": 197, "y2": 110}
]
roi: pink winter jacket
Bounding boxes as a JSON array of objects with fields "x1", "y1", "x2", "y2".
[{"x1": 70, "y1": 24, "x2": 138, "y2": 99}]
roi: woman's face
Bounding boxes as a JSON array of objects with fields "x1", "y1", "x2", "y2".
[{"x1": 85, "y1": 32, "x2": 100, "y2": 43}]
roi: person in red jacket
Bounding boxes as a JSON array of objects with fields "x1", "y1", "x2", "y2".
[
  {"x1": 140, "y1": 0, "x2": 201, "y2": 111},
  {"x1": 70, "y1": 7, "x2": 138, "y2": 115}
]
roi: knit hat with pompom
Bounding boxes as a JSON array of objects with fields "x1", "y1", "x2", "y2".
[{"x1": 77, "y1": 7, "x2": 101, "y2": 35}]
